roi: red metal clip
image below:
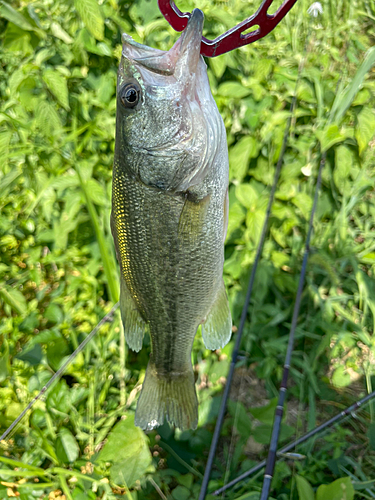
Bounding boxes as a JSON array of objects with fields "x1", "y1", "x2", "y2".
[{"x1": 158, "y1": 0, "x2": 298, "y2": 57}]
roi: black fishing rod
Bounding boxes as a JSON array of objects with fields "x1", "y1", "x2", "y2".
[
  {"x1": 259, "y1": 151, "x2": 326, "y2": 500},
  {"x1": 198, "y1": 89, "x2": 299, "y2": 500},
  {"x1": 214, "y1": 387, "x2": 375, "y2": 495}
]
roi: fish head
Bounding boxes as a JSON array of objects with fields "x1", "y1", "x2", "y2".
[{"x1": 116, "y1": 9, "x2": 223, "y2": 191}]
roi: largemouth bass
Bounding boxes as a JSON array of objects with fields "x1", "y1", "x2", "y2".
[{"x1": 111, "y1": 8, "x2": 232, "y2": 431}]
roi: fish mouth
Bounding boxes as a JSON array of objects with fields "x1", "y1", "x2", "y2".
[
  {"x1": 124, "y1": 9, "x2": 204, "y2": 79},
  {"x1": 175, "y1": 8, "x2": 204, "y2": 76}
]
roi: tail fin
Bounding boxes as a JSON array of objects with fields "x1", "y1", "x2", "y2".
[{"x1": 134, "y1": 362, "x2": 198, "y2": 431}]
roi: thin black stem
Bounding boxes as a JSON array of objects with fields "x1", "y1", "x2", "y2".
[
  {"x1": 198, "y1": 95, "x2": 297, "y2": 500},
  {"x1": 214, "y1": 387, "x2": 375, "y2": 496},
  {"x1": 0, "y1": 303, "x2": 119, "y2": 442},
  {"x1": 260, "y1": 152, "x2": 326, "y2": 500}
]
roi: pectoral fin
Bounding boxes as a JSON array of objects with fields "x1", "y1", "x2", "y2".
[
  {"x1": 202, "y1": 280, "x2": 232, "y2": 350},
  {"x1": 178, "y1": 193, "x2": 210, "y2": 244},
  {"x1": 120, "y1": 277, "x2": 147, "y2": 352}
]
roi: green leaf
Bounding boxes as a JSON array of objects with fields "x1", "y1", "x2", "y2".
[
  {"x1": 332, "y1": 46, "x2": 375, "y2": 123},
  {"x1": 217, "y1": 81, "x2": 251, "y2": 98},
  {"x1": 0, "y1": 285, "x2": 27, "y2": 315},
  {"x1": 56, "y1": 427, "x2": 80, "y2": 463},
  {"x1": 35, "y1": 100, "x2": 62, "y2": 135},
  {"x1": 97, "y1": 414, "x2": 153, "y2": 488},
  {"x1": 235, "y1": 183, "x2": 259, "y2": 210},
  {"x1": 85, "y1": 179, "x2": 108, "y2": 206},
  {"x1": 132, "y1": 0, "x2": 161, "y2": 24},
  {"x1": 210, "y1": 56, "x2": 226, "y2": 79},
  {"x1": 3, "y1": 22, "x2": 33, "y2": 54},
  {"x1": 172, "y1": 485, "x2": 190, "y2": 500},
  {"x1": 30, "y1": 329, "x2": 61, "y2": 346},
  {"x1": 254, "y1": 59, "x2": 273, "y2": 81},
  {"x1": 47, "y1": 380, "x2": 71, "y2": 414},
  {"x1": 43, "y1": 69, "x2": 70, "y2": 110},
  {"x1": 208, "y1": 358, "x2": 229, "y2": 383},
  {"x1": 226, "y1": 202, "x2": 245, "y2": 240},
  {"x1": 355, "y1": 107, "x2": 375, "y2": 155},
  {"x1": 0, "y1": 1, "x2": 35, "y2": 31},
  {"x1": 228, "y1": 401, "x2": 252, "y2": 438},
  {"x1": 334, "y1": 146, "x2": 352, "y2": 193},
  {"x1": 296, "y1": 475, "x2": 315, "y2": 500},
  {"x1": 47, "y1": 337, "x2": 69, "y2": 371},
  {"x1": 0, "y1": 130, "x2": 12, "y2": 156},
  {"x1": 316, "y1": 477, "x2": 354, "y2": 500},
  {"x1": 331, "y1": 365, "x2": 351, "y2": 388},
  {"x1": 177, "y1": 474, "x2": 193, "y2": 489},
  {"x1": 76, "y1": 165, "x2": 119, "y2": 302},
  {"x1": 50, "y1": 22, "x2": 73, "y2": 44},
  {"x1": 292, "y1": 193, "x2": 313, "y2": 220},
  {"x1": 251, "y1": 424, "x2": 272, "y2": 444},
  {"x1": 0, "y1": 339, "x2": 10, "y2": 383},
  {"x1": 45, "y1": 303, "x2": 64, "y2": 324},
  {"x1": 16, "y1": 344, "x2": 42, "y2": 366},
  {"x1": 234, "y1": 493, "x2": 260, "y2": 500},
  {"x1": 316, "y1": 124, "x2": 346, "y2": 152},
  {"x1": 367, "y1": 422, "x2": 375, "y2": 451},
  {"x1": 249, "y1": 399, "x2": 277, "y2": 425},
  {"x1": 74, "y1": 0, "x2": 104, "y2": 41},
  {"x1": 229, "y1": 136, "x2": 258, "y2": 181}
]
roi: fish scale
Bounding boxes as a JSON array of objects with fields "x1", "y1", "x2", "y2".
[{"x1": 111, "y1": 9, "x2": 232, "y2": 430}]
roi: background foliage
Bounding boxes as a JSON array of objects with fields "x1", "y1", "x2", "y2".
[{"x1": 1, "y1": 0, "x2": 375, "y2": 498}]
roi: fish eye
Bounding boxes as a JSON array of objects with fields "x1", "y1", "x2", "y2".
[{"x1": 120, "y1": 83, "x2": 141, "y2": 108}]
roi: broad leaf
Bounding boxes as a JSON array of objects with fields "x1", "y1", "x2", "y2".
[
  {"x1": 0, "y1": 1, "x2": 35, "y2": 31},
  {"x1": 217, "y1": 81, "x2": 252, "y2": 98},
  {"x1": 296, "y1": 475, "x2": 315, "y2": 500},
  {"x1": 355, "y1": 107, "x2": 375, "y2": 155},
  {"x1": 42, "y1": 69, "x2": 70, "y2": 110},
  {"x1": 316, "y1": 477, "x2": 354, "y2": 500},
  {"x1": 56, "y1": 427, "x2": 80, "y2": 463},
  {"x1": 0, "y1": 285, "x2": 27, "y2": 315},
  {"x1": 50, "y1": 21, "x2": 73, "y2": 44},
  {"x1": 74, "y1": 0, "x2": 104, "y2": 41},
  {"x1": 229, "y1": 136, "x2": 258, "y2": 181},
  {"x1": 97, "y1": 414, "x2": 153, "y2": 488}
]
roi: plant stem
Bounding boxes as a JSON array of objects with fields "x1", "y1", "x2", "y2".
[{"x1": 59, "y1": 473, "x2": 74, "y2": 500}]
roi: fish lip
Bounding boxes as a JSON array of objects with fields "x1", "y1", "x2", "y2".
[
  {"x1": 120, "y1": 9, "x2": 204, "y2": 79},
  {"x1": 173, "y1": 8, "x2": 204, "y2": 81},
  {"x1": 180, "y1": 8, "x2": 204, "y2": 54}
]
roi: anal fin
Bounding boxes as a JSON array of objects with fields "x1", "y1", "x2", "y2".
[
  {"x1": 120, "y1": 277, "x2": 147, "y2": 352},
  {"x1": 202, "y1": 280, "x2": 232, "y2": 350}
]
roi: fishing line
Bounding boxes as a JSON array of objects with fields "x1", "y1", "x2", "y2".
[
  {"x1": 0, "y1": 302, "x2": 119, "y2": 443},
  {"x1": 198, "y1": 48, "x2": 304, "y2": 500},
  {"x1": 214, "y1": 387, "x2": 375, "y2": 495}
]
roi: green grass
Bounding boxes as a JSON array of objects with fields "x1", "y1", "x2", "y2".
[{"x1": 0, "y1": 0, "x2": 375, "y2": 499}]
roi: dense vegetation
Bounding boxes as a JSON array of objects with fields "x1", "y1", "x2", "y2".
[{"x1": 1, "y1": 0, "x2": 375, "y2": 498}]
